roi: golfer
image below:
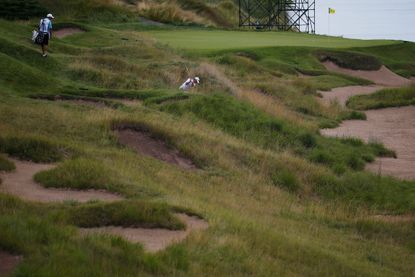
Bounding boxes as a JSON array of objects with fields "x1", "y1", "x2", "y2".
[
  {"x1": 38, "y1": 13, "x2": 54, "y2": 57},
  {"x1": 180, "y1": 77, "x2": 200, "y2": 91}
]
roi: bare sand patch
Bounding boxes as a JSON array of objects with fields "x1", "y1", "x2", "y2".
[
  {"x1": 323, "y1": 61, "x2": 411, "y2": 87},
  {"x1": 319, "y1": 85, "x2": 384, "y2": 107},
  {"x1": 116, "y1": 129, "x2": 197, "y2": 170},
  {"x1": 54, "y1": 28, "x2": 85, "y2": 39},
  {"x1": 0, "y1": 159, "x2": 122, "y2": 203},
  {"x1": 0, "y1": 250, "x2": 22, "y2": 277},
  {"x1": 80, "y1": 213, "x2": 208, "y2": 252},
  {"x1": 321, "y1": 106, "x2": 415, "y2": 179}
]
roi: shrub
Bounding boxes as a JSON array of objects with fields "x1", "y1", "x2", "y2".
[{"x1": 0, "y1": 136, "x2": 65, "y2": 163}]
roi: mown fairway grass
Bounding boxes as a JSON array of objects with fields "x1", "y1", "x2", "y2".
[
  {"x1": 0, "y1": 9, "x2": 415, "y2": 276},
  {"x1": 150, "y1": 29, "x2": 398, "y2": 51}
]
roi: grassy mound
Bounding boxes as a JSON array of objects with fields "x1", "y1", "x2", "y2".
[
  {"x1": 0, "y1": 136, "x2": 66, "y2": 163},
  {"x1": 316, "y1": 50, "x2": 382, "y2": 71},
  {"x1": 347, "y1": 85, "x2": 415, "y2": 110},
  {"x1": 34, "y1": 158, "x2": 124, "y2": 192},
  {"x1": 353, "y1": 43, "x2": 415, "y2": 77},
  {"x1": 65, "y1": 201, "x2": 185, "y2": 229},
  {"x1": 0, "y1": 154, "x2": 15, "y2": 172},
  {"x1": 160, "y1": 93, "x2": 394, "y2": 172}
]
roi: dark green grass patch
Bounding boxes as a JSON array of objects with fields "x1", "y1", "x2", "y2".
[
  {"x1": 347, "y1": 85, "x2": 415, "y2": 110},
  {"x1": 316, "y1": 50, "x2": 382, "y2": 71},
  {"x1": 29, "y1": 94, "x2": 124, "y2": 109},
  {"x1": 0, "y1": 0, "x2": 47, "y2": 20},
  {"x1": 159, "y1": 93, "x2": 392, "y2": 172},
  {"x1": 65, "y1": 201, "x2": 185, "y2": 230},
  {"x1": 0, "y1": 135, "x2": 67, "y2": 163},
  {"x1": 61, "y1": 87, "x2": 180, "y2": 102},
  {"x1": 271, "y1": 169, "x2": 302, "y2": 192},
  {"x1": 160, "y1": 93, "x2": 293, "y2": 150},
  {"x1": 313, "y1": 172, "x2": 415, "y2": 213},
  {"x1": 34, "y1": 158, "x2": 125, "y2": 193},
  {"x1": 0, "y1": 154, "x2": 15, "y2": 172}
]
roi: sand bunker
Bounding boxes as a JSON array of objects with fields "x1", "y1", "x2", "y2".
[
  {"x1": 319, "y1": 85, "x2": 384, "y2": 107},
  {"x1": 323, "y1": 61, "x2": 411, "y2": 87},
  {"x1": 80, "y1": 213, "x2": 208, "y2": 252},
  {"x1": 116, "y1": 129, "x2": 197, "y2": 170},
  {"x1": 0, "y1": 250, "x2": 22, "y2": 277},
  {"x1": 321, "y1": 106, "x2": 415, "y2": 179},
  {"x1": 0, "y1": 159, "x2": 122, "y2": 203},
  {"x1": 54, "y1": 28, "x2": 85, "y2": 39},
  {"x1": 0, "y1": 158, "x2": 209, "y2": 252}
]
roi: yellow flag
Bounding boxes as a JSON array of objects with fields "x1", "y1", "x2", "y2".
[{"x1": 329, "y1": 8, "x2": 336, "y2": 14}]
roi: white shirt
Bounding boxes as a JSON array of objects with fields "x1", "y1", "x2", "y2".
[
  {"x1": 39, "y1": 18, "x2": 52, "y2": 34},
  {"x1": 180, "y1": 78, "x2": 194, "y2": 91}
]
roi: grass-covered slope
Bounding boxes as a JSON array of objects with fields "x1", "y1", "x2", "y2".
[{"x1": 0, "y1": 9, "x2": 415, "y2": 276}]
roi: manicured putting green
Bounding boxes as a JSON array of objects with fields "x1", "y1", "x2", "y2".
[{"x1": 150, "y1": 30, "x2": 398, "y2": 51}]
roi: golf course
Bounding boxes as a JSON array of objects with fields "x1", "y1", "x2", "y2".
[{"x1": 0, "y1": 0, "x2": 415, "y2": 276}]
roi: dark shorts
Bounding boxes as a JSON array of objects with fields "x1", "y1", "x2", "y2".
[{"x1": 41, "y1": 32, "x2": 49, "y2": 46}]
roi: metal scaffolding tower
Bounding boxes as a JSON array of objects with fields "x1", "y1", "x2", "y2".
[{"x1": 239, "y1": 0, "x2": 316, "y2": 33}]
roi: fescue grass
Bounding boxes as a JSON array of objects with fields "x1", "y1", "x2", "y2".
[
  {"x1": 1, "y1": 13, "x2": 415, "y2": 277},
  {"x1": 347, "y1": 85, "x2": 415, "y2": 110},
  {"x1": 0, "y1": 195, "x2": 187, "y2": 276},
  {"x1": 159, "y1": 93, "x2": 393, "y2": 172},
  {"x1": 0, "y1": 154, "x2": 15, "y2": 172},
  {"x1": 313, "y1": 171, "x2": 415, "y2": 213},
  {"x1": 0, "y1": 135, "x2": 67, "y2": 163},
  {"x1": 33, "y1": 158, "x2": 125, "y2": 193},
  {"x1": 316, "y1": 50, "x2": 382, "y2": 70},
  {"x1": 65, "y1": 201, "x2": 185, "y2": 229}
]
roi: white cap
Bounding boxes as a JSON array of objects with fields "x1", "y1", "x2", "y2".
[
  {"x1": 194, "y1": 77, "x2": 200, "y2": 83},
  {"x1": 47, "y1": 13, "x2": 55, "y2": 19}
]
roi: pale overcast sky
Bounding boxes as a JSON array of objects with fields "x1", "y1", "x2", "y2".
[{"x1": 315, "y1": 0, "x2": 415, "y2": 41}]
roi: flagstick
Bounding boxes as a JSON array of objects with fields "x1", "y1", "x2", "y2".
[{"x1": 328, "y1": 8, "x2": 330, "y2": 36}]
